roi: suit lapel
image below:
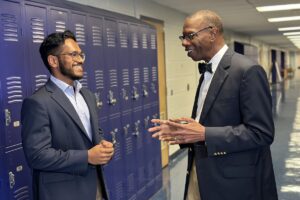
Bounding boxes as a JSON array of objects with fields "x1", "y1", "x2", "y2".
[
  {"x1": 45, "y1": 80, "x2": 89, "y2": 140},
  {"x1": 191, "y1": 75, "x2": 204, "y2": 119},
  {"x1": 200, "y1": 49, "x2": 233, "y2": 123}
]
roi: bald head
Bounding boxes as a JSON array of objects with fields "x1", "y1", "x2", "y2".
[{"x1": 187, "y1": 10, "x2": 223, "y2": 35}]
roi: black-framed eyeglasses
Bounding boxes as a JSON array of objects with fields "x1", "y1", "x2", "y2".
[
  {"x1": 179, "y1": 26, "x2": 212, "y2": 41},
  {"x1": 56, "y1": 51, "x2": 86, "y2": 61}
]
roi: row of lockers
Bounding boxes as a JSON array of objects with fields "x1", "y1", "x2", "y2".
[{"x1": 0, "y1": 0, "x2": 162, "y2": 199}]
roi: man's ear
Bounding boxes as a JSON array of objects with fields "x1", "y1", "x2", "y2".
[
  {"x1": 210, "y1": 27, "x2": 217, "y2": 41},
  {"x1": 48, "y1": 55, "x2": 59, "y2": 69}
]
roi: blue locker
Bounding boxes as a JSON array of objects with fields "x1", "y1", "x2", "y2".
[
  {"x1": 149, "y1": 28, "x2": 159, "y2": 103},
  {"x1": 86, "y1": 15, "x2": 108, "y2": 122},
  {"x1": 69, "y1": 11, "x2": 89, "y2": 88},
  {"x1": 129, "y1": 23, "x2": 147, "y2": 199},
  {"x1": 48, "y1": 7, "x2": 69, "y2": 33},
  {"x1": 117, "y1": 21, "x2": 137, "y2": 199},
  {"x1": 24, "y1": 2, "x2": 48, "y2": 93},
  {"x1": 151, "y1": 102, "x2": 162, "y2": 192},
  {"x1": 103, "y1": 17, "x2": 121, "y2": 116},
  {"x1": 102, "y1": 115, "x2": 126, "y2": 200}
]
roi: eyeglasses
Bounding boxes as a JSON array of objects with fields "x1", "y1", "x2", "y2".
[
  {"x1": 56, "y1": 51, "x2": 86, "y2": 61},
  {"x1": 179, "y1": 26, "x2": 212, "y2": 41}
]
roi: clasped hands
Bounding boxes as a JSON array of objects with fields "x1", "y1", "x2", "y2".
[
  {"x1": 148, "y1": 117, "x2": 205, "y2": 145},
  {"x1": 88, "y1": 140, "x2": 114, "y2": 165}
]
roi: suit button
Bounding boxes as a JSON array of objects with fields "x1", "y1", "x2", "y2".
[
  {"x1": 187, "y1": 171, "x2": 189, "y2": 175},
  {"x1": 214, "y1": 153, "x2": 217, "y2": 156}
]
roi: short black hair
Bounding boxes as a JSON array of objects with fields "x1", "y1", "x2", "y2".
[{"x1": 39, "y1": 30, "x2": 76, "y2": 72}]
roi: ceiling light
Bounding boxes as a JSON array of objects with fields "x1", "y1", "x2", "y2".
[
  {"x1": 279, "y1": 26, "x2": 300, "y2": 31},
  {"x1": 283, "y1": 32, "x2": 300, "y2": 36},
  {"x1": 287, "y1": 35, "x2": 300, "y2": 39},
  {"x1": 257, "y1": 4, "x2": 300, "y2": 12},
  {"x1": 268, "y1": 16, "x2": 300, "y2": 22}
]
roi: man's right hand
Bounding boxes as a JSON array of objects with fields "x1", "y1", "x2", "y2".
[{"x1": 88, "y1": 140, "x2": 114, "y2": 165}]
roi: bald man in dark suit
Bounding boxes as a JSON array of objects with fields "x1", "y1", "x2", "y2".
[{"x1": 149, "y1": 10, "x2": 278, "y2": 200}]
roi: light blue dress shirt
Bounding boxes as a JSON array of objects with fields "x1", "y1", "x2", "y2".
[{"x1": 50, "y1": 75, "x2": 93, "y2": 141}]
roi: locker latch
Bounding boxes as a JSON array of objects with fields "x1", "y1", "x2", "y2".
[
  {"x1": 8, "y1": 171, "x2": 15, "y2": 189},
  {"x1": 107, "y1": 90, "x2": 117, "y2": 105},
  {"x1": 122, "y1": 88, "x2": 129, "y2": 100},
  {"x1": 94, "y1": 92, "x2": 103, "y2": 109},
  {"x1": 151, "y1": 83, "x2": 157, "y2": 94},
  {"x1": 123, "y1": 124, "x2": 130, "y2": 135},
  {"x1": 142, "y1": 84, "x2": 149, "y2": 97},
  {"x1": 5, "y1": 109, "x2": 11, "y2": 126},
  {"x1": 110, "y1": 128, "x2": 118, "y2": 146},
  {"x1": 144, "y1": 116, "x2": 150, "y2": 129},
  {"x1": 133, "y1": 120, "x2": 140, "y2": 136},
  {"x1": 132, "y1": 86, "x2": 139, "y2": 100}
]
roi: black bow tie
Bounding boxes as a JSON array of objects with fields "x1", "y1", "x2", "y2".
[{"x1": 198, "y1": 62, "x2": 212, "y2": 74}]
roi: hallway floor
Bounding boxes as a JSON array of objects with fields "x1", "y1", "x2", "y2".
[{"x1": 150, "y1": 76, "x2": 300, "y2": 200}]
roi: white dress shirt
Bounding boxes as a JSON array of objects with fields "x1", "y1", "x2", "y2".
[{"x1": 195, "y1": 45, "x2": 228, "y2": 122}]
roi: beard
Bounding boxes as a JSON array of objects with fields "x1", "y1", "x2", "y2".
[{"x1": 58, "y1": 59, "x2": 83, "y2": 80}]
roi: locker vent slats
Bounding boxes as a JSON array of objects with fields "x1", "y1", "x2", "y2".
[
  {"x1": 92, "y1": 25, "x2": 102, "y2": 46},
  {"x1": 132, "y1": 32, "x2": 138, "y2": 48},
  {"x1": 55, "y1": 21, "x2": 66, "y2": 32},
  {"x1": 143, "y1": 67, "x2": 149, "y2": 83},
  {"x1": 13, "y1": 185, "x2": 30, "y2": 200},
  {"x1": 133, "y1": 68, "x2": 140, "y2": 85},
  {"x1": 35, "y1": 75, "x2": 48, "y2": 91},
  {"x1": 122, "y1": 69, "x2": 129, "y2": 86},
  {"x1": 142, "y1": 33, "x2": 147, "y2": 49},
  {"x1": 31, "y1": 18, "x2": 45, "y2": 43},
  {"x1": 109, "y1": 69, "x2": 118, "y2": 87},
  {"x1": 151, "y1": 34, "x2": 156, "y2": 50},
  {"x1": 6, "y1": 77, "x2": 23, "y2": 104},
  {"x1": 81, "y1": 72, "x2": 88, "y2": 88},
  {"x1": 1, "y1": 13, "x2": 18, "y2": 42},
  {"x1": 75, "y1": 23, "x2": 85, "y2": 45},
  {"x1": 119, "y1": 29, "x2": 128, "y2": 48},
  {"x1": 106, "y1": 27, "x2": 116, "y2": 47},
  {"x1": 152, "y1": 66, "x2": 157, "y2": 82},
  {"x1": 95, "y1": 70, "x2": 104, "y2": 90}
]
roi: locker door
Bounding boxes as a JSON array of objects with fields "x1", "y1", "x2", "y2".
[
  {"x1": 86, "y1": 16, "x2": 108, "y2": 122},
  {"x1": 117, "y1": 21, "x2": 137, "y2": 199},
  {"x1": 149, "y1": 28, "x2": 159, "y2": 103},
  {"x1": 129, "y1": 23, "x2": 146, "y2": 199},
  {"x1": 24, "y1": 3, "x2": 48, "y2": 93},
  {"x1": 48, "y1": 7, "x2": 68, "y2": 33},
  {"x1": 0, "y1": 147, "x2": 7, "y2": 200},
  {"x1": 140, "y1": 25, "x2": 151, "y2": 106},
  {"x1": 4, "y1": 148, "x2": 32, "y2": 200},
  {"x1": 0, "y1": 0, "x2": 25, "y2": 152},
  {"x1": 103, "y1": 18, "x2": 121, "y2": 116},
  {"x1": 150, "y1": 102, "x2": 162, "y2": 192},
  {"x1": 69, "y1": 12, "x2": 89, "y2": 88},
  {"x1": 102, "y1": 115, "x2": 125, "y2": 200}
]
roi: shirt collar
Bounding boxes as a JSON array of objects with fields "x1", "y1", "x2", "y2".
[
  {"x1": 208, "y1": 44, "x2": 228, "y2": 72},
  {"x1": 50, "y1": 75, "x2": 82, "y2": 93}
]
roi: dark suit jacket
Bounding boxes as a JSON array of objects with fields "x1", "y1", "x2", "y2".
[
  {"x1": 21, "y1": 80, "x2": 108, "y2": 200},
  {"x1": 183, "y1": 49, "x2": 278, "y2": 200}
]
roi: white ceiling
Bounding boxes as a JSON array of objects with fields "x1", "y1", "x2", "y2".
[{"x1": 151, "y1": 0, "x2": 300, "y2": 51}]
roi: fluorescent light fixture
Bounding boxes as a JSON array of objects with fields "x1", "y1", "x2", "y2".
[
  {"x1": 257, "y1": 4, "x2": 300, "y2": 12},
  {"x1": 279, "y1": 26, "x2": 300, "y2": 31},
  {"x1": 283, "y1": 32, "x2": 300, "y2": 36},
  {"x1": 268, "y1": 16, "x2": 300, "y2": 22},
  {"x1": 288, "y1": 35, "x2": 300, "y2": 38}
]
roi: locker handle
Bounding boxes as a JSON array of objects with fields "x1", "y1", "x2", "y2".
[
  {"x1": 107, "y1": 90, "x2": 117, "y2": 105},
  {"x1": 132, "y1": 86, "x2": 139, "y2": 100},
  {"x1": 5, "y1": 109, "x2": 11, "y2": 126},
  {"x1": 142, "y1": 85, "x2": 149, "y2": 97},
  {"x1": 8, "y1": 172, "x2": 15, "y2": 189}
]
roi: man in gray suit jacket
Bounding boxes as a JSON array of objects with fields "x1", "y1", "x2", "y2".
[
  {"x1": 21, "y1": 30, "x2": 114, "y2": 200},
  {"x1": 149, "y1": 10, "x2": 278, "y2": 200}
]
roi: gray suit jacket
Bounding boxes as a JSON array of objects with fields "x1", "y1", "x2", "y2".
[
  {"x1": 184, "y1": 49, "x2": 278, "y2": 200},
  {"x1": 21, "y1": 80, "x2": 108, "y2": 200}
]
